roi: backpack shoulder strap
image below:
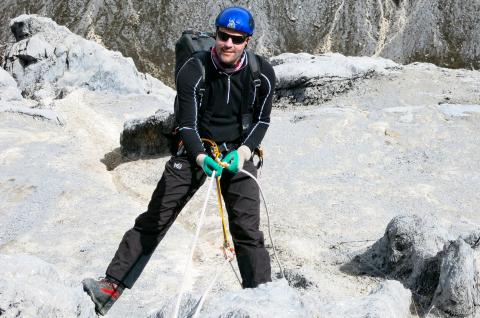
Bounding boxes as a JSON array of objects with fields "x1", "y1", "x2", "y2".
[
  {"x1": 193, "y1": 51, "x2": 215, "y2": 129},
  {"x1": 173, "y1": 53, "x2": 207, "y2": 127},
  {"x1": 241, "y1": 51, "x2": 262, "y2": 133},
  {"x1": 247, "y1": 50, "x2": 261, "y2": 87},
  {"x1": 192, "y1": 50, "x2": 210, "y2": 96}
]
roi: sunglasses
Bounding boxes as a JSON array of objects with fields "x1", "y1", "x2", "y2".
[{"x1": 216, "y1": 30, "x2": 248, "y2": 44}]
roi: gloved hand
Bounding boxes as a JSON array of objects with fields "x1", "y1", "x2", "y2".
[
  {"x1": 221, "y1": 145, "x2": 252, "y2": 174},
  {"x1": 196, "y1": 154, "x2": 223, "y2": 177}
]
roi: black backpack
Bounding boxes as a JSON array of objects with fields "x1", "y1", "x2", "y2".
[{"x1": 174, "y1": 30, "x2": 261, "y2": 134}]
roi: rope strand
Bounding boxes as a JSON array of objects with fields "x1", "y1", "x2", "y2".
[
  {"x1": 172, "y1": 172, "x2": 217, "y2": 318},
  {"x1": 173, "y1": 140, "x2": 282, "y2": 317},
  {"x1": 239, "y1": 168, "x2": 285, "y2": 279}
]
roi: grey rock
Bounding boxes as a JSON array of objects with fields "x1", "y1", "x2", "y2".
[
  {"x1": 120, "y1": 110, "x2": 176, "y2": 158},
  {"x1": 0, "y1": 254, "x2": 95, "y2": 318},
  {"x1": 274, "y1": 72, "x2": 375, "y2": 107},
  {"x1": 344, "y1": 214, "x2": 480, "y2": 316},
  {"x1": 0, "y1": 67, "x2": 23, "y2": 101},
  {"x1": 0, "y1": 66, "x2": 59, "y2": 121},
  {"x1": 272, "y1": 52, "x2": 399, "y2": 107},
  {"x1": 347, "y1": 214, "x2": 449, "y2": 284},
  {"x1": 432, "y1": 239, "x2": 480, "y2": 317},
  {"x1": 10, "y1": 17, "x2": 31, "y2": 41},
  {"x1": 148, "y1": 292, "x2": 199, "y2": 318},
  {"x1": 320, "y1": 280, "x2": 412, "y2": 318},
  {"x1": 282, "y1": 268, "x2": 315, "y2": 289},
  {"x1": 0, "y1": 1, "x2": 478, "y2": 85},
  {"x1": 461, "y1": 231, "x2": 480, "y2": 249},
  {"x1": 218, "y1": 309, "x2": 251, "y2": 318},
  {"x1": 382, "y1": 215, "x2": 449, "y2": 285},
  {"x1": 201, "y1": 279, "x2": 411, "y2": 318},
  {"x1": 2, "y1": 15, "x2": 167, "y2": 106}
]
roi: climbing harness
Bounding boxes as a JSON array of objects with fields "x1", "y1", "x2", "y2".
[
  {"x1": 173, "y1": 140, "x2": 282, "y2": 318},
  {"x1": 253, "y1": 146, "x2": 264, "y2": 170},
  {"x1": 176, "y1": 138, "x2": 264, "y2": 169}
]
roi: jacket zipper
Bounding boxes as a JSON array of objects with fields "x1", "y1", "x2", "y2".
[{"x1": 226, "y1": 75, "x2": 231, "y2": 104}]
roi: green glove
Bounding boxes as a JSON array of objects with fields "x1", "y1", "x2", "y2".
[
  {"x1": 196, "y1": 154, "x2": 223, "y2": 177},
  {"x1": 222, "y1": 145, "x2": 252, "y2": 174}
]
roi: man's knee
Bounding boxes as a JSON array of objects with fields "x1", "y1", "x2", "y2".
[{"x1": 230, "y1": 222, "x2": 266, "y2": 250}]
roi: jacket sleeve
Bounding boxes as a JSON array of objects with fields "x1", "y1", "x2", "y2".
[
  {"x1": 176, "y1": 58, "x2": 206, "y2": 161},
  {"x1": 242, "y1": 57, "x2": 276, "y2": 151}
]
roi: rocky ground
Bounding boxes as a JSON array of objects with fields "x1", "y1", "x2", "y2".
[{"x1": 1, "y1": 15, "x2": 480, "y2": 318}]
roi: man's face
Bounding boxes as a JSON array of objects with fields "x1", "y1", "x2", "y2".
[{"x1": 215, "y1": 27, "x2": 250, "y2": 65}]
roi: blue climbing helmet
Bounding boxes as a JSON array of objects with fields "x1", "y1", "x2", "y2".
[{"x1": 215, "y1": 7, "x2": 255, "y2": 36}]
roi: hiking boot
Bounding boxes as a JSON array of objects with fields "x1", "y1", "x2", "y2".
[{"x1": 82, "y1": 277, "x2": 124, "y2": 316}]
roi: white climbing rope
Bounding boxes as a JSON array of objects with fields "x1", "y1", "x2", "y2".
[
  {"x1": 187, "y1": 256, "x2": 238, "y2": 318},
  {"x1": 191, "y1": 168, "x2": 284, "y2": 317},
  {"x1": 239, "y1": 168, "x2": 285, "y2": 279},
  {"x1": 191, "y1": 264, "x2": 222, "y2": 318},
  {"x1": 172, "y1": 172, "x2": 217, "y2": 318},
  {"x1": 174, "y1": 167, "x2": 285, "y2": 318}
]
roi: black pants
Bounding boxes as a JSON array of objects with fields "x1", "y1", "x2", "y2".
[{"x1": 105, "y1": 155, "x2": 271, "y2": 289}]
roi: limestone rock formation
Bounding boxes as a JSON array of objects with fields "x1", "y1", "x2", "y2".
[
  {"x1": 0, "y1": 66, "x2": 60, "y2": 121},
  {"x1": 148, "y1": 292, "x2": 198, "y2": 318},
  {"x1": 0, "y1": 254, "x2": 95, "y2": 317},
  {"x1": 272, "y1": 52, "x2": 399, "y2": 106},
  {"x1": 319, "y1": 280, "x2": 412, "y2": 318},
  {"x1": 149, "y1": 280, "x2": 412, "y2": 318},
  {"x1": 2, "y1": 14, "x2": 170, "y2": 106},
  {"x1": 0, "y1": 67, "x2": 23, "y2": 102},
  {"x1": 1, "y1": 1, "x2": 478, "y2": 84},
  {"x1": 345, "y1": 215, "x2": 480, "y2": 316},
  {"x1": 432, "y1": 239, "x2": 480, "y2": 317},
  {"x1": 120, "y1": 110, "x2": 176, "y2": 158}
]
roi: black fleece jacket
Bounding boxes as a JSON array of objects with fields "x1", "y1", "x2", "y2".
[{"x1": 176, "y1": 51, "x2": 276, "y2": 161}]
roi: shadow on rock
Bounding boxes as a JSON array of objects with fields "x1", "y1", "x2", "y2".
[
  {"x1": 279, "y1": 268, "x2": 315, "y2": 290},
  {"x1": 100, "y1": 148, "x2": 169, "y2": 171},
  {"x1": 273, "y1": 71, "x2": 376, "y2": 108},
  {"x1": 340, "y1": 214, "x2": 480, "y2": 317}
]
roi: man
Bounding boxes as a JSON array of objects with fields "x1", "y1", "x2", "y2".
[{"x1": 82, "y1": 6, "x2": 276, "y2": 316}]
